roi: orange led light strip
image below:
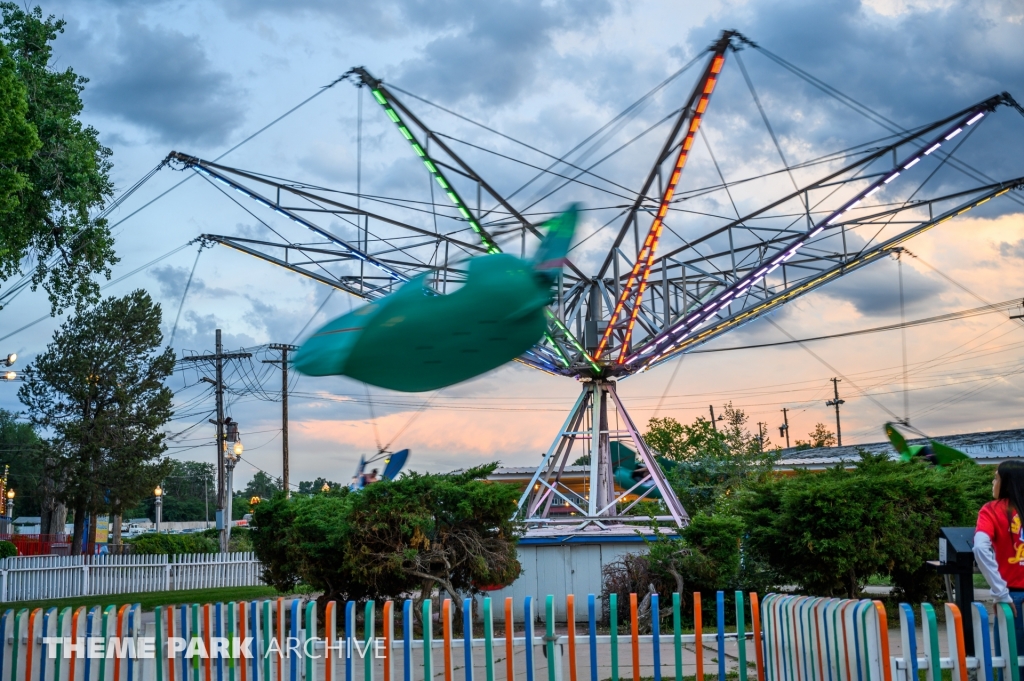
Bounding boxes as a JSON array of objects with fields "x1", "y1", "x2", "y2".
[{"x1": 593, "y1": 52, "x2": 726, "y2": 362}]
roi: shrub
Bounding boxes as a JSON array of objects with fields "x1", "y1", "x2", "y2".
[
  {"x1": 602, "y1": 511, "x2": 780, "y2": 625},
  {"x1": 734, "y1": 453, "x2": 989, "y2": 600},
  {"x1": 198, "y1": 527, "x2": 253, "y2": 553},
  {"x1": 126, "y1": 532, "x2": 217, "y2": 555},
  {"x1": 251, "y1": 465, "x2": 523, "y2": 613},
  {"x1": 0, "y1": 540, "x2": 16, "y2": 559}
]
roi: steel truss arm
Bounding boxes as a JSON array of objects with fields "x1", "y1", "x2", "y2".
[
  {"x1": 594, "y1": 30, "x2": 736, "y2": 363},
  {"x1": 349, "y1": 69, "x2": 596, "y2": 370},
  {"x1": 635, "y1": 177, "x2": 1024, "y2": 369},
  {"x1": 351, "y1": 67, "x2": 514, "y2": 253},
  {"x1": 622, "y1": 93, "x2": 1015, "y2": 366},
  {"x1": 167, "y1": 150, "x2": 490, "y2": 296},
  {"x1": 200, "y1": 235, "x2": 395, "y2": 299}
]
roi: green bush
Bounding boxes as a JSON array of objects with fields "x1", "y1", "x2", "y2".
[
  {"x1": 734, "y1": 453, "x2": 990, "y2": 601},
  {"x1": 126, "y1": 533, "x2": 218, "y2": 555},
  {"x1": 251, "y1": 465, "x2": 523, "y2": 607},
  {"x1": 603, "y1": 511, "x2": 780, "y2": 625},
  {"x1": 0, "y1": 540, "x2": 16, "y2": 559},
  {"x1": 197, "y1": 527, "x2": 253, "y2": 553}
]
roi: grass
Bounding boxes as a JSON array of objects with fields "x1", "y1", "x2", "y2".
[{"x1": 0, "y1": 585, "x2": 300, "y2": 614}]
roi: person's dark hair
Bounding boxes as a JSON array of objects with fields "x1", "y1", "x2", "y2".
[{"x1": 997, "y1": 460, "x2": 1024, "y2": 520}]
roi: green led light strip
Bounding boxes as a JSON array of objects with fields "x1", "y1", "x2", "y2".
[
  {"x1": 371, "y1": 89, "x2": 499, "y2": 254},
  {"x1": 371, "y1": 85, "x2": 599, "y2": 373},
  {"x1": 545, "y1": 311, "x2": 600, "y2": 373}
]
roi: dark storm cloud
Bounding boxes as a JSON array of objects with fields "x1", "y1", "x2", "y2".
[
  {"x1": 679, "y1": 0, "x2": 1024, "y2": 186},
  {"x1": 224, "y1": 0, "x2": 614, "y2": 106},
  {"x1": 816, "y1": 257, "x2": 947, "y2": 316},
  {"x1": 169, "y1": 311, "x2": 259, "y2": 352},
  {"x1": 85, "y1": 16, "x2": 245, "y2": 146},
  {"x1": 150, "y1": 265, "x2": 236, "y2": 300},
  {"x1": 393, "y1": 0, "x2": 613, "y2": 106}
]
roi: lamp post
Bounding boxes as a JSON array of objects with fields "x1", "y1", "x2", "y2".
[
  {"x1": 5, "y1": 489, "x2": 13, "y2": 535},
  {"x1": 2, "y1": 353, "x2": 16, "y2": 383},
  {"x1": 225, "y1": 440, "x2": 242, "y2": 547},
  {"x1": 154, "y1": 486, "x2": 163, "y2": 534}
]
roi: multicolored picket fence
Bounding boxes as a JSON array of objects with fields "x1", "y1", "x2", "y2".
[{"x1": 0, "y1": 591, "x2": 1018, "y2": 681}]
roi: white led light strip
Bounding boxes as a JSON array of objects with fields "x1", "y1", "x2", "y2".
[{"x1": 626, "y1": 106, "x2": 991, "y2": 365}]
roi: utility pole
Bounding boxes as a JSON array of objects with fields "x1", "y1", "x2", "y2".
[
  {"x1": 709, "y1": 405, "x2": 718, "y2": 432},
  {"x1": 779, "y1": 407, "x2": 790, "y2": 448},
  {"x1": 826, "y1": 378, "x2": 845, "y2": 447},
  {"x1": 179, "y1": 329, "x2": 251, "y2": 552},
  {"x1": 264, "y1": 344, "x2": 298, "y2": 498},
  {"x1": 757, "y1": 422, "x2": 766, "y2": 452}
]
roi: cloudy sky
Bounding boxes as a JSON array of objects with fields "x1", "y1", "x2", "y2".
[{"x1": 2, "y1": 0, "x2": 1024, "y2": 491}]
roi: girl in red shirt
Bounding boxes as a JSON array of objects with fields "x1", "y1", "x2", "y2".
[{"x1": 975, "y1": 460, "x2": 1024, "y2": 650}]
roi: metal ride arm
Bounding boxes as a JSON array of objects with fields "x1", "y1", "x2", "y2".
[
  {"x1": 619, "y1": 93, "x2": 1020, "y2": 369},
  {"x1": 594, "y1": 30, "x2": 735, "y2": 363},
  {"x1": 351, "y1": 67, "x2": 595, "y2": 371},
  {"x1": 351, "y1": 68, "x2": 539, "y2": 247},
  {"x1": 166, "y1": 154, "x2": 568, "y2": 373},
  {"x1": 199, "y1": 235, "x2": 378, "y2": 299},
  {"x1": 635, "y1": 177, "x2": 1024, "y2": 369}
]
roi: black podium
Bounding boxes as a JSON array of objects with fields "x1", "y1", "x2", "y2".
[{"x1": 928, "y1": 526, "x2": 978, "y2": 655}]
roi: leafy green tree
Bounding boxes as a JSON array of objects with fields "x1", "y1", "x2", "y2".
[
  {"x1": 645, "y1": 404, "x2": 777, "y2": 515},
  {"x1": 243, "y1": 470, "x2": 280, "y2": 500},
  {"x1": 0, "y1": 408, "x2": 44, "y2": 519},
  {"x1": 128, "y1": 460, "x2": 215, "y2": 523},
  {"x1": 0, "y1": 40, "x2": 38, "y2": 217},
  {"x1": 643, "y1": 417, "x2": 690, "y2": 460},
  {"x1": 794, "y1": 422, "x2": 836, "y2": 450},
  {"x1": 0, "y1": 4, "x2": 115, "y2": 314},
  {"x1": 297, "y1": 477, "x2": 340, "y2": 495},
  {"x1": 645, "y1": 403, "x2": 765, "y2": 462},
  {"x1": 19, "y1": 290, "x2": 174, "y2": 553},
  {"x1": 252, "y1": 464, "x2": 523, "y2": 618},
  {"x1": 734, "y1": 453, "x2": 989, "y2": 600}
]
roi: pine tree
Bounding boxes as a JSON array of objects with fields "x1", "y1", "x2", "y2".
[{"x1": 19, "y1": 290, "x2": 174, "y2": 553}]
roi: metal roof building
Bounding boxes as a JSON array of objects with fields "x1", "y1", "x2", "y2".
[{"x1": 776, "y1": 428, "x2": 1024, "y2": 470}]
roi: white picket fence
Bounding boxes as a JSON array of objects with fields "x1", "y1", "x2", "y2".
[{"x1": 0, "y1": 552, "x2": 263, "y2": 602}]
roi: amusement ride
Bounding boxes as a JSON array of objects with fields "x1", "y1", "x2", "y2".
[{"x1": 158, "y1": 30, "x2": 1024, "y2": 532}]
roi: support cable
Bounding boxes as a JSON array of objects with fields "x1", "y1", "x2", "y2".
[
  {"x1": 108, "y1": 74, "x2": 350, "y2": 233},
  {"x1": 290, "y1": 290, "x2": 337, "y2": 345},
  {"x1": 0, "y1": 241, "x2": 193, "y2": 344},
  {"x1": 763, "y1": 316, "x2": 903, "y2": 422},
  {"x1": 733, "y1": 50, "x2": 801, "y2": 194},
  {"x1": 390, "y1": 84, "x2": 645, "y2": 200},
  {"x1": 491, "y1": 53, "x2": 705, "y2": 209},
  {"x1": 169, "y1": 243, "x2": 206, "y2": 348},
  {"x1": 751, "y1": 44, "x2": 1024, "y2": 209},
  {"x1": 897, "y1": 251, "x2": 909, "y2": 424}
]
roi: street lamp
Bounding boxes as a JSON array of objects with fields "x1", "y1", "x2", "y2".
[
  {"x1": 154, "y1": 485, "x2": 163, "y2": 534},
  {"x1": 2, "y1": 371, "x2": 15, "y2": 381},
  {"x1": 3, "y1": 353, "x2": 15, "y2": 367},
  {"x1": 225, "y1": 439, "x2": 242, "y2": 546},
  {"x1": 5, "y1": 489, "x2": 13, "y2": 534}
]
